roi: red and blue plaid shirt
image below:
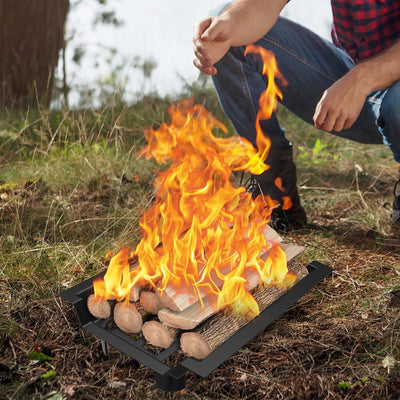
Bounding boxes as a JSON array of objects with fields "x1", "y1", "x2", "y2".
[{"x1": 331, "y1": 0, "x2": 400, "y2": 62}]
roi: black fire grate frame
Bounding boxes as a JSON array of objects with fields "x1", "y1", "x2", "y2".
[{"x1": 60, "y1": 260, "x2": 332, "y2": 392}]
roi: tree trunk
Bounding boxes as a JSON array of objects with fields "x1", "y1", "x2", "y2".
[{"x1": 0, "y1": 0, "x2": 69, "y2": 108}]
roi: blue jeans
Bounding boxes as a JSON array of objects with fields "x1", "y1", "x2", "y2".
[{"x1": 212, "y1": 17, "x2": 400, "y2": 164}]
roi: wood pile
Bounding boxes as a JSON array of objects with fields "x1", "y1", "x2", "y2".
[{"x1": 87, "y1": 227, "x2": 308, "y2": 360}]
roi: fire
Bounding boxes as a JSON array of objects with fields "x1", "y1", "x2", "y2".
[{"x1": 93, "y1": 46, "x2": 293, "y2": 317}]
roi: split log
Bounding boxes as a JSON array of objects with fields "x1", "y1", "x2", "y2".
[
  {"x1": 260, "y1": 224, "x2": 283, "y2": 245},
  {"x1": 114, "y1": 302, "x2": 143, "y2": 333},
  {"x1": 157, "y1": 284, "x2": 207, "y2": 313},
  {"x1": 158, "y1": 243, "x2": 304, "y2": 330},
  {"x1": 180, "y1": 260, "x2": 308, "y2": 359},
  {"x1": 87, "y1": 294, "x2": 111, "y2": 319},
  {"x1": 129, "y1": 285, "x2": 142, "y2": 302},
  {"x1": 142, "y1": 320, "x2": 180, "y2": 348},
  {"x1": 128, "y1": 261, "x2": 147, "y2": 302},
  {"x1": 140, "y1": 291, "x2": 164, "y2": 314},
  {"x1": 157, "y1": 225, "x2": 284, "y2": 312}
]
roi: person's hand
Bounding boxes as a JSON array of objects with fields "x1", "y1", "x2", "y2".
[
  {"x1": 193, "y1": 16, "x2": 233, "y2": 75},
  {"x1": 313, "y1": 72, "x2": 368, "y2": 132}
]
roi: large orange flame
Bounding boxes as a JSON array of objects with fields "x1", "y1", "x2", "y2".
[{"x1": 93, "y1": 46, "x2": 293, "y2": 317}]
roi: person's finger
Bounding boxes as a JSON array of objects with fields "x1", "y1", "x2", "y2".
[
  {"x1": 193, "y1": 40, "x2": 213, "y2": 71},
  {"x1": 321, "y1": 110, "x2": 339, "y2": 132},
  {"x1": 343, "y1": 117, "x2": 355, "y2": 130},
  {"x1": 193, "y1": 48, "x2": 207, "y2": 63},
  {"x1": 201, "y1": 18, "x2": 223, "y2": 41},
  {"x1": 193, "y1": 57, "x2": 206, "y2": 73},
  {"x1": 193, "y1": 58, "x2": 217, "y2": 75},
  {"x1": 193, "y1": 44, "x2": 205, "y2": 57},
  {"x1": 313, "y1": 102, "x2": 328, "y2": 129},
  {"x1": 332, "y1": 114, "x2": 347, "y2": 132},
  {"x1": 193, "y1": 18, "x2": 212, "y2": 43},
  {"x1": 193, "y1": 48, "x2": 213, "y2": 71}
]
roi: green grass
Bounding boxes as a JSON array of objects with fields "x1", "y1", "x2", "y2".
[{"x1": 0, "y1": 94, "x2": 399, "y2": 399}]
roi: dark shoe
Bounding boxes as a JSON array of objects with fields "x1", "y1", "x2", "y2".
[
  {"x1": 245, "y1": 174, "x2": 307, "y2": 230},
  {"x1": 392, "y1": 179, "x2": 400, "y2": 224},
  {"x1": 269, "y1": 204, "x2": 308, "y2": 232},
  {"x1": 244, "y1": 145, "x2": 308, "y2": 231}
]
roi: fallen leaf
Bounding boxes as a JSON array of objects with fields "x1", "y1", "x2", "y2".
[
  {"x1": 382, "y1": 355, "x2": 395, "y2": 371},
  {"x1": 40, "y1": 370, "x2": 57, "y2": 379},
  {"x1": 109, "y1": 379, "x2": 127, "y2": 388},
  {"x1": 29, "y1": 350, "x2": 54, "y2": 361}
]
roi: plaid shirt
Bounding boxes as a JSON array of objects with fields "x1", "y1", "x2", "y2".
[{"x1": 331, "y1": 0, "x2": 400, "y2": 62}]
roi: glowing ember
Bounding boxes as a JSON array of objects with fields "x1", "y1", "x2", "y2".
[{"x1": 93, "y1": 46, "x2": 295, "y2": 317}]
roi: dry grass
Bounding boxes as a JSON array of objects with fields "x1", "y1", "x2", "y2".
[{"x1": 0, "y1": 103, "x2": 399, "y2": 399}]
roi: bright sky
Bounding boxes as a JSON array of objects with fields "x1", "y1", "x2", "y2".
[{"x1": 65, "y1": 0, "x2": 332, "y2": 104}]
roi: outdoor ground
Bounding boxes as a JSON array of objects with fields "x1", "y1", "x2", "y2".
[{"x1": 0, "y1": 98, "x2": 399, "y2": 399}]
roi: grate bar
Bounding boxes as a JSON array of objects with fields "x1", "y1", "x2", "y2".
[{"x1": 86, "y1": 324, "x2": 171, "y2": 375}]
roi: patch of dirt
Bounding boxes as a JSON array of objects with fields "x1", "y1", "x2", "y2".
[{"x1": 1, "y1": 173, "x2": 399, "y2": 400}]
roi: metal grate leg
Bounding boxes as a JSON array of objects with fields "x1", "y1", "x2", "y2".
[{"x1": 156, "y1": 365, "x2": 187, "y2": 392}]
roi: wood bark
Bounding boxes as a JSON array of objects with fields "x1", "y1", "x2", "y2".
[
  {"x1": 158, "y1": 242, "x2": 304, "y2": 330},
  {"x1": 0, "y1": 0, "x2": 69, "y2": 108},
  {"x1": 180, "y1": 260, "x2": 308, "y2": 359}
]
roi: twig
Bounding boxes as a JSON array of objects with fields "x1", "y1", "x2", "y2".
[
  {"x1": 354, "y1": 168, "x2": 370, "y2": 210},
  {"x1": 8, "y1": 338, "x2": 17, "y2": 368}
]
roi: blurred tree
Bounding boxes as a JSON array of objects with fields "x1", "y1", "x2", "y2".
[
  {"x1": 0, "y1": 0, "x2": 69, "y2": 108},
  {"x1": 53, "y1": 0, "x2": 125, "y2": 108}
]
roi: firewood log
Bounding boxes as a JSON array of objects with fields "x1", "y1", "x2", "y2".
[
  {"x1": 140, "y1": 291, "x2": 164, "y2": 314},
  {"x1": 157, "y1": 225, "x2": 284, "y2": 312},
  {"x1": 87, "y1": 294, "x2": 111, "y2": 319},
  {"x1": 157, "y1": 284, "x2": 207, "y2": 312},
  {"x1": 142, "y1": 320, "x2": 180, "y2": 348},
  {"x1": 129, "y1": 285, "x2": 142, "y2": 302},
  {"x1": 128, "y1": 262, "x2": 147, "y2": 302},
  {"x1": 114, "y1": 302, "x2": 143, "y2": 333},
  {"x1": 180, "y1": 260, "x2": 308, "y2": 359},
  {"x1": 158, "y1": 243, "x2": 304, "y2": 330}
]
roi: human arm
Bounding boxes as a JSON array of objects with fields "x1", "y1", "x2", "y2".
[
  {"x1": 193, "y1": 0, "x2": 288, "y2": 75},
  {"x1": 313, "y1": 39, "x2": 400, "y2": 132}
]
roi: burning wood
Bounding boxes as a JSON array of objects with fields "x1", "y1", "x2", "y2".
[
  {"x1": 87, "y1": 294, "x2": 111, "y2": 320},
  {"x1": 92, "y1": 89, "x2": 290, "y2": 319},
  {"x1": 129, "y1": 285, "x2": 142, "y2": 303},
  {"x1": 180, "y1": 260, "x2": 308, "y2": 360},
  {"x1": 85, "y1": 239, "x2": 305, "y2": 351},
  {"x1": 157, "y1": 225, "x2": 284, "y2": 312},
  {"x1": 87, "y1": 285, "x2": 164, "y2": 331},
  {"x1": 85, "y1": 46, "x2": 306, "y2": 354},
  {"x1": 140, "y1": 291, "x2": 163, "y2": 314},
  {"x1": 158, "y1": 242, "x2": 304, "y2": 330}
]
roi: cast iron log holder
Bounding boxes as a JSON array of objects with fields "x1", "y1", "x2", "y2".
[{"x1": 60, "y1": 260, "x2": 332, "y2": 392}]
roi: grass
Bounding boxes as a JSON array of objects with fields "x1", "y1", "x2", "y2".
[{"x1": 0, "y1": 94, "x2": 399, "y2": 399}]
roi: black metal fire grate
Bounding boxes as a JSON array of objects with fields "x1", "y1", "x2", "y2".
[{"x1": 60, "y1": 260, "x2": 332, "y2": 392}]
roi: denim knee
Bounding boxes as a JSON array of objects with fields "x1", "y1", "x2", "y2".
[
  {"x1": 378, "y1": 81, "x2": 400, "y2": 162},
  {"x1": 211, "y1": 2, "x2": 230, "y2": 16}
]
